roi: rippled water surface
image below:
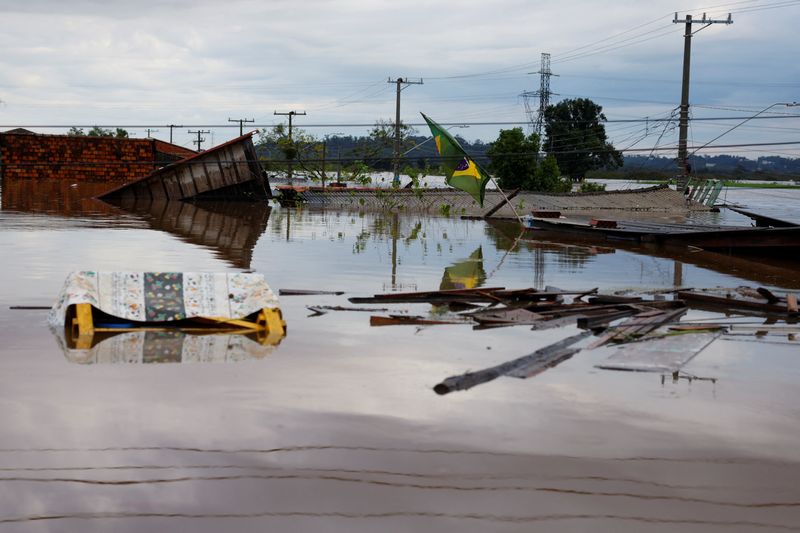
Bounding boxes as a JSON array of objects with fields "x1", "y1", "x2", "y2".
[{"x1": 1, "y1": 183, "x2": 799, "y2": 532}]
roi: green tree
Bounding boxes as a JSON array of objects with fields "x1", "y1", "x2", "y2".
[
  {"x1": 485, "y1": 127, "x2": 539, "y2": 189},
  {"x1": 543, "y1": 98, "x2": 622, "y2": 181},
  {"x1": 86, "y1": 126, "x2": 129, "y2": 138},
  {"x1": 535, "y1": 154, "x2": 570, "y2": 192},
  {"x1": 68, "y1": 127, "x2": 85, "y2": 136},
  {"x1": 486, "y1": 128, "x2": 569, "y2": 191}
]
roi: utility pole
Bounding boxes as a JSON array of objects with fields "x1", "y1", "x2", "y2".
[
  {"x1": 228, "y1": 117, "x2": 255, "y2": 136},
  {"x1": 521, "y1": 53, "x2": 558, "y2": 136},
  {"x1": 274, "y1": 110, "x2": 306, "y2": 183},
  {"x1": 188, "y1": 129, "x2": 210, "y2": 151},
  {"x1": 167, "y1": 124, "x2": 183, "y2": 144},
  {"x1": 320, "y1": 132, "x2": 343, "y2": 188},
  {"x1": 388, "y1": 77, "x2": 423, "y2": 186},
  {"x1": 145, "y1": 128, "x2": 159, "y2": 139},
  {"x1": 673, "y1": 12, "x2": 732, "y2": 192}
]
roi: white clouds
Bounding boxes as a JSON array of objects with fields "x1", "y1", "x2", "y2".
[{"x1": 0, "y1": 0, "x2": 797, "y2": 154}]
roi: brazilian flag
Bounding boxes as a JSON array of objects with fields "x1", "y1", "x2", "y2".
[{"x1": 422, "y1": 113, "x2": 491, "y2": 207}]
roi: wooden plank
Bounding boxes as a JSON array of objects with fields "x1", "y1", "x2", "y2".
[
  {"x1": 279, "y1": 289, "x2": 345, "y2": 296},
  {"x1": 678, "y1": 290, "x2": 794, "y2": 315},
  {"x1": 433, "y1": 331, "x2": 590, "y2": 395},
  {"x1": 370, "y1": 315, "x2": 467, "y2": 327},
  {"x1": 587, "y1": 307, "x2": 687, "y2": 349}
]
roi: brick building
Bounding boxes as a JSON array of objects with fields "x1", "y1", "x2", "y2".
[{"x1": 0, "y1": 130, "x2": 196, "y2": 184}]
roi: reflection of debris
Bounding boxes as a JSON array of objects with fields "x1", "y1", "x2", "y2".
[
  {"x1": 662, "y1": 371, "x2": 718, "y2": 385},
  {"x1": 55, "y1": 330, "x2": 279, "y2": 364},
  {"x1": 434, "y1": 332, "x2": 590, "y2": 395}
]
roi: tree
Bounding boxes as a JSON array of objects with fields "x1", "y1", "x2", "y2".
[
  {"x1": 486, "y1": 128, "x2": 569, "y2": 191},
  {"x1": 485, "y1": 128, "x2": 538, "y2": 189},
  {"x1": 68, "y1": 127, "x2": 85, "y2": 136},
  {"x1": 86, "y1": 126, "x2": 129, "y2": 138},
  {"x1": 543, "y1": 98, "x2": 622, "y2": 181}
]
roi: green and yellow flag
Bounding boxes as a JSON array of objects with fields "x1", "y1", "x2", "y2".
[{"x1": 421, "y1": 112, "x2": 491, "y2": 207}]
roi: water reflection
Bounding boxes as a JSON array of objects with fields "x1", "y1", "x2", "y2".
[
  {"x1": 109, "y1": 198, "x2": 272, "y2": 270},
  {"x1": 0, "y1": 178, "x2": 120, "y2": 216},
  {"x1": 51, "y1": 328, "x2": 278, "y2": 364},
  {"x1": 440, "y1": 247, "x2": 486, "y2": 290},
  {"x1": 486, "y1": 218, "x2": 800, "y2": 289}
]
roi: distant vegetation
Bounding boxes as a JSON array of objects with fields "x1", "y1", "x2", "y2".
[
  {"x1": 256, "y1": 109, "x2": 799, "y2": 188},
  {"x1": 590, "y1": 154, "x2": 800, "y2": 181},
  {"x1": 68, "y1": 126, "x2": 129, "y2": 138}
]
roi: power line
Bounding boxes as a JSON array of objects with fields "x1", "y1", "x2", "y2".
[{"x1": 2, "y1": 115, "x2": 798, "y2": 130}]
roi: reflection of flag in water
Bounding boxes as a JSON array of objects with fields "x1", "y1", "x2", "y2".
[
  {"x1": 440, "y1": 247, "x2": 486, "y2": 290},
  {"x1": 422, "y1": 113, "x2": 491, "y2": 207}
]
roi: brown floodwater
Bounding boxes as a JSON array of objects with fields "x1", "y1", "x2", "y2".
[{"x1": 1, "y1": 182, "x2": 799, "y2": 532}]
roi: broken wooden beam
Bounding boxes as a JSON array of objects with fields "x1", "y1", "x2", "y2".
[
  {"x1": 677, "y1": 289, "x2": 796, "y2": 315},
  {"x1": 587, "y1": 306, "x2": 688, "y2": 349},
  {"x1": 369, "y1": 315, "x2": 468, "y2": 327},
  {"x1": 349, "y1": 287, "x2": 505, "y2": 304},
  {"x1": 280, "y1": 289, "x2": 345, "y2": 296},
  {"x1": 433, "y1": 331, "x2": 591, "y2": 395}
]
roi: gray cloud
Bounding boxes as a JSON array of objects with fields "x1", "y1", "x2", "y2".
[{"x1": 0, "y1": 0, "x2": 798, "y2": 156}]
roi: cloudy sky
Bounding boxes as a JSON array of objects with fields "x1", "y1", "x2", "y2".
[{"x1": 1, "y1": 0, "x2": 798, "y2": 159}]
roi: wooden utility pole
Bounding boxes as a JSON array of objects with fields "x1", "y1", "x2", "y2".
[
  {"x1": 673, "y1": 12, "x2": 732, "y2": 192},
  {"x1": 274, "y1": 110, "x2": 306, "y2": 183},
  {"x1": 228, "y1": 117, "x2": 255, "y2": 136},
  {"x1": 188, "y1": 129, "x2": 210, "y2": 151},
  {"x1": 145, "y1": 128, "x2": 159, "y2": 139},
  {"x1": 168, "y1": 124, "x2": 183, "y2": 144},
  {"x1": 388, "y1": 77, "x2": 423, "y2": 186}
]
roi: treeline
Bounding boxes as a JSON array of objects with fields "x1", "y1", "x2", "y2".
[
  {"x1": 589, "y1": 154, "x2": 800, "y2": 180},
  {"x1": 255, "y1": 134, "x2": 491, "y2": 171}
]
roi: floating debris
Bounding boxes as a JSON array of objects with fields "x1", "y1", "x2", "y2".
[
  {"x1": 434, "y1": 332, "x2": 591, "y2": 395},
  {"x1": 280, "y1": 289, "x2": 345, "y2": 296},
  {"x1": 48, "y1": 271, "x2": 286, "y2": 363}
]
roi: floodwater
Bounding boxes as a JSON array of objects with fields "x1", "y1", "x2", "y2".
[{"x1": 1, "y1": 182, "x2": 800, "y2": 532}]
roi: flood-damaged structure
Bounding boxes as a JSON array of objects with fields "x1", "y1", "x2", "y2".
[
  {"x1": 98, "y1": 132, "x2": 271, "y2": 202},
  {"x1": 0, "y1": 129, "x2": 196, "y2": 183},
  {"x1": 0, "y1": 129, "x2": 272, "y2": 203}
]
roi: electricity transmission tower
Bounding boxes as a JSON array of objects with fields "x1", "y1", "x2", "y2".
[
  {"x1": 521, "y1": 53, "x2": 557, "y2": 136},
  {"x1": 673, "y1": 12, "x2": 733, "y2": 191},
  {"x1": 388, "y1": 77, "x2": 423, "y2": 185}
]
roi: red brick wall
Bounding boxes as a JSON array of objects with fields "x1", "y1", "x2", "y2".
[{"x1": 0, "y1": 133, "x2": 167, "y2": 183}]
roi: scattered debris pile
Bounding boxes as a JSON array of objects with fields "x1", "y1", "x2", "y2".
[{"x1": 288, "y1": 285, "x2": 798, "y2": 395}]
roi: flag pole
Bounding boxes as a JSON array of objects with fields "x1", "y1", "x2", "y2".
[{"x1": 487, "y1": 176, "x2": 523, "y2": 224}]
